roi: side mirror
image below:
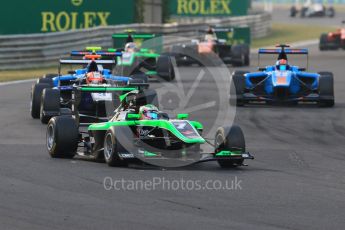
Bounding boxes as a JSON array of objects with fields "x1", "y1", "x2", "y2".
[
  {"x1": 177, "y1": 113, "x2": 189, "y2": 120},
  {"x1": 126, "y1": 113, "x2": 140, "y2": 120}
]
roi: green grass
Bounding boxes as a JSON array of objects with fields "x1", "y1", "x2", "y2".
[
  {"x1": 252, "y1": 23, "x2": 335, "y2": 48},
  {"x1": 0, "y1": 67, "x2": 57, "y2": 82}
]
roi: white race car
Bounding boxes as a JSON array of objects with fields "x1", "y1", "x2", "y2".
[{"x1": 290, "y1": 0, "x2": 335, "y2": 18}]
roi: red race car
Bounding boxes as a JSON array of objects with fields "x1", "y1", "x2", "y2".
[{"x1": 319, "y1": 21, "x2": 345, "y2": 50}]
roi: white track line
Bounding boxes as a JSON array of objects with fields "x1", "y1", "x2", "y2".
[{"x1": 0, "y1": 79, "x2": 35, "y2": 87}]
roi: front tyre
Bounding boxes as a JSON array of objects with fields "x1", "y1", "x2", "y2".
[
  {"x1": 230, "y1": 71, "x2": 247, "y2": 106},
  {"x1": 157, "y1": 55, "x2": 175, "y2": 81},
  {"x1": 215, "y1": 126, "x2": 246, "y2": 168},
  {"x1": 103, "y1": 127, "x2": 130, "y2": 167},
  {"x1": 31, "y1": 83, "x2": 50, "y2": 119},
  {"x1": 318, "y1": 72, "x2": 335, "y2": 107},
  {"x1": 46, "y1": 116, "x2": 79, "y2": 158}
]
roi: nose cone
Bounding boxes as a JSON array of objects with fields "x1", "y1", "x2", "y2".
[{"x1": 272, "y1": 70, "x2": 292, "y2": 87}]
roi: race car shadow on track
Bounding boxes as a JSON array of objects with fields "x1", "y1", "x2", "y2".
[
  {"x1": 236, "y1": 102, "x2": 337, "y2": 109},
  {"x1": 69, "y1": 156, "x2": 255, "y2": 171}
]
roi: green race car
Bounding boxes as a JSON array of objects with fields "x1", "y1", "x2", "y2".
[
  {"x1": 112, "y1": 32, "x2": 175, "y2": 82},
  {"x1": 46, "y1": 90, "x2": 253, "y2": 168}
]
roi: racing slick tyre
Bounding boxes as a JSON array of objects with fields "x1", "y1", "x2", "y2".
[
  {"x1": 290, "y1": 6, "x2": 297, "y2": 17},
  {"x1": 319, "y1": 34, "x2": 329, "y2": 51},
  {"x1": 131, "y1": 73, "x2": 148, "y2": 83},
  {"x1": 104, "y1": 126, "x2": 134, "y2": 167},
  {"x1": 244, "y1": 54, "x2": 250, "y2": 66},
  {"x1": 231, "y1": 45, "x2": 247, "y2": 67},
  {"x1": 318, "y1": 72, "x2": 334, "y2": 107},
  {"x1": 46, "y1": 116, "x2": 79, "y2": 158},
  {"x1": 40, "y1": 88, "x2": 60, "y2": 124},
  {"x1": 230, "y1": 71, "x2": 247, "y2": 106},
  {"x1": 43, "y1": 73, "x2": 58, "y2": 79},
  {"x1": 31, "y1": 83, "x2": 51, "y2": 119},
  {"x1": 326, "y1": 7, "x2": 335, "y2": 17},
  {"x1": 215, "y1": 126, "x2": 245, "y2": 168},
  {"x1": 37, "y1": 77, "x2": 54, "y2": 87},
  {"x1": 157, "y1": 55, "x2": 175, "y2": 81},
  {"x1": 300, "y1": 7, "x2": 307, "y2": 17}
]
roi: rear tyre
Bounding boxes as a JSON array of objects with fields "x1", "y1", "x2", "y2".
[
  {"x1": 300, "y1": 7, "x2": 307, "y2": 17},
  {"x1": 318, "y1": 72, "x2": 334, "y2": 107},
  {"x1": 230, "y1": 71, "x2": 247, "y2": 106},
  {"x1": 104, "y1": 127, "x2": 132, "y2": 167},
  {"x1": 327, "y1": 7, "x2": 335, "y2": 18},
  {"x1": 215, "y1": 126, "x2": 245, "y2": 168},
  {"x1": 244, "y1": 54, "x2": 250, "y2": 66},
  {"x1": 31, "y1": 83, "x2": 50, "y2": 119},
  {"x1": 46, "y1": 116, "x2": 78, "y2": 158},
  {"x1": 157, "y1": 55, "x2": 175, "y2": 81},
  {"x1": 43, "y1": 73, "x2": 58, "y2": 79},
  {"x1": 319, "y1": 34, "x2": 329, "y2": 51},
  {"x1": 40, "y1": 88, "x2": 60, "y2": 124},
  {"x1": 290, "y1": 6, "x2": 297, "y2": 17},
  {"x1": 37, "y1": 78, "x2": 53, "y2": 87},
  {"x1": 231, "y1": 45, "x2": 246, "y2": 67}
]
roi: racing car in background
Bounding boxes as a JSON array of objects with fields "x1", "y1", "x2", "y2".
[
  {"x1": 112, "y1": 32, "x2": 175, "y2": 81},
  {"x1": 231, "y1": 45, "x2": 334, "y2": 107},
  {"x1": 319, "y1": 21, "x2": 345, "y2": 50},
  {"x1": 290, "y1": 0, "x2": 335, "y2": 18},
  {"x1": 46, "y1": 89, "x2": 253, "y2": 168},
  {"x1": 31, "y1": 52, "x2": 147, "y2": 124},
  {"x1": 170, "y1": 26, "x2": 250, "y2": 67}
]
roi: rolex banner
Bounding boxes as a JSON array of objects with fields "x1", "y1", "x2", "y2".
[
  {"x1": 0, "y1": 0, "x2": 135, "y2": 34},
  {"x1": 169, "y1": 0, "x2": 249, "y2": 17}
]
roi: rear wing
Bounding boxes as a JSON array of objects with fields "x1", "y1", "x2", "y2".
[
  {"x1": 112, "y1": 33, "x2": 156, "y2": 49},
  {"x1": 198, "y1": 26, "x2": 251, "y2": 45},
  {"x1": 76, "y1": 86, "x2": 137, "y2": 92},
  {"x1": 258, "y1": 48, "x2": 308, "y2": 55},
  {"x1": 258, "y1": 48, "x2": 309, "y2": 69},
  {"x1": 112, "y1": 33, "x2": 163, "y2": 53},
  {"x1": 70, "y1": 51, "x2": 122, "y2": 57},
  {"x1": 76, "y1": 82, "x2": 149, "y2": 93},
  {"x1": 59, "y1": 59, "x2": 115, "y2": 65},
  {"x1": 58, "y1": 59, "x2": 116, "y2": 76}
]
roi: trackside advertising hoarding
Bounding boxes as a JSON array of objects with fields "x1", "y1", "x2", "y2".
[
  {"x1": 169, "y1": 0, "x2": 250, "y2": 17},
  {"x1": 0, "y1": 0, "x2": 135, "y2": 35}
]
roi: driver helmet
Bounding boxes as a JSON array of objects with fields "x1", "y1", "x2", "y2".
[
  {"x1": 276, "y1": 59, "x2": 288, "y2": 71},
  {"x1": 139, "y1": 104, "x2": 159, "y2": 120},
  {"x1": 86, "y1": 72, "x2": 104, "y2": 84},
  {"x1": 125, "y1": 42, "x2": 138, "y2": 53}
]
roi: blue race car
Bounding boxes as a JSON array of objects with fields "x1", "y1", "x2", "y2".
[
  {"x1": 31, "y1": 52, "x2": 148, "y2": 124},
  {"x1": 231, "y1": 45, "x2": 334, "y2": 107}
]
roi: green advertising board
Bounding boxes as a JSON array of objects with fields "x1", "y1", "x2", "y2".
[
  {"x1": 169, "y1": 0, "x2": 249, "y2": 17},
  {"x1": 0, "y1": 0, "x2": 135, "y2": 35}
]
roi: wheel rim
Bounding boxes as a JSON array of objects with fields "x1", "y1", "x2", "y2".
[
  {"x1": 104, "y1": 133, "x2": 113, "y2": 160},
  {"x1": 47, "y1": 124, "x2": 55, "y2": 150},
  {"x1": 215, "y1": 133, "x2": 223, "y2": 152}
]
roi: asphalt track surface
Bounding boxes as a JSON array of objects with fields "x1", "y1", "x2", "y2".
[{"x1": 1, "y1": 44, "x2": 345, "y2": 230}]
